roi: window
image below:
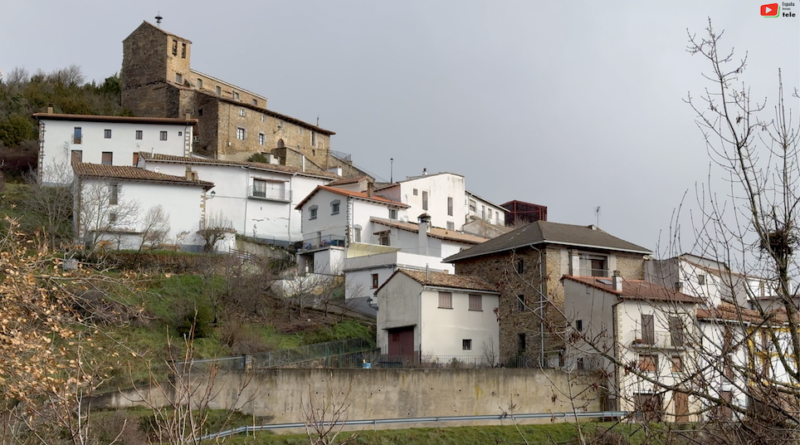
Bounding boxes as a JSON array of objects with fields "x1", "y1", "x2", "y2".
[
  {"x1": 422, "y1": 191, "x2": 428, "y2": 210},
  {"x1": 488, "y1": 209, "x2": 493, "y2": 221},
  {"x1": 516, "y1": 258, "x2": 524, "y2": 274},
  {"x1": 482, "y1": 205, "x2": 486, "y2": 219},
  {"x1": 178, "y1": 131, "x2": 182, "y2": 136},
  {"x1": 580, "y1": 255, "x2": 608, "y2": 277},
  {"x1": 258, "y1": 133, "x2": 265, "y2": 145},
  {"x1": 669, "y1": 317, "x2": 684, "y2": 347},
  {"x1": 389, "y1": 209, "x2": 398, "y2": 220},
  {"x1": 198, "y1": 108, "x2": 203, "y2": 116},
  {"x1": 70, "y1": 150, "x2": 82, "y2": 163},
  {"x1": 719, "y1": 391, "x2": 733, "y2": 419},
  {"x1": 109, "y1": 183, "x2": 118, "y2": 205},
  {"x1": 641, "y1": 314, "x2": 655, "y2": 345},
  {"x1": 438, "y1": 292, "x2": 452, "y2": 309},
  {"x1": 233, "y1": 91, "x2": 240, "y2": 100},
  {"x1": 252, "y1": 99, "x2": 258, "y2": 106},
  {"x1": 462, "y1": 339, "x2": 472, "y2": 351},
  {"x1": 172, "y1": 39, "x2": 177, "y2": 55},
  {"x1": 160, "y1": 131, "x2": 168, "y2": 141},
  {"x1": 181, "y1": 42, "x2": 187, "y2": 58},
  {"x1": 197, "y1": 78, "x2": 203, "y2": 89},
  {"x1": 132, "y1": 153, "x2": 139, "y2": 165},
  {"x1": 354, "y1": 225, "x2": 362, "y2": 243},
  {"x1": 331, "y1": 199, "x2": 340, "y2": 215},
  {"x1": 379, "y1": 233, "x2": 390, "y2": 246},
  {"x1": 447, "y1": 197, "x2": 453, "y2": 216},
  {"x1": 215, "y1": 86, "x2": 221, "y2": 96},
  {"x1": 447, "y1": 222, "x2": 454, "y2": 230},
  {"x1": 239, "y1": 108, "x2": 246, "y2": 117},
  {"x1": 413, "y1": 188, "x2": 418, "y2": 196},
  {"x1": 577, "y1": 357, "x2": 585, "y2": 370},
  {"x1": 671, "y1": 356, "x2": 682, "y2": 372},
  {"x1": 104, "y1": 129, "x2": 112, "y2": 139},
  {"x1": 372, "y1": 274, "x2": 379, "y2": 289},
  {"x1": 236, "y1": 128, "x2": 246, "y2": 140},
  {"x1": 175, "y1": 73, "x2": 183, "y2": 84},
  {"x1": 261, "y1": 114, "x2": 266, "y2": 122},
  {"x1": 469, "y1": 200, "x2": 476, "y2": 212},
  {"x1": 101, "y1": 152, "x2": 113, "y2": 166},
  {"x1": 309, "y1": 205, "x2": 318, "y2": 220},
  {"x1": 517, "y1": 333, "x2": 526, "y2": 354},
  {"x1": 469, "y1": 294, "x2": 482, "y2": 311},
  {"x1": 516, "y1": 294, "x2": 526, "y2": 312},
  {"x1": 697, "y1": 274, "x2": 706, "y2": 285},
  {"x1": 311, "y1": 131, "x2": 317, "y2": 146},
  {"x1": 135, "y1": 130, "x2": 143, "y2": 140},
  {"x1": 109, "y1": 213, "x2": 117, "y2": 224},
  {"x1": 576, "y1": 320, "x2": 583, "y2": 332},
  {"x1": 73, "y1": 127, "x2": 82, "y2": 144},
  {"x1": 638, "y1": 354, "x2": 658, "y2": 372},
  {"x1": 252, "y1": 179, "x2": 267, "y2": 198}
]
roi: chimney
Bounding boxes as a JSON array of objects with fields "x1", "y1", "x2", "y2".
[
  {"x1": 418, "y1": 214, "x2": 431, "y2": 256},
  {"x1": 569, "y1": 249, "x2": 580, "y2": 275},
  {"x1": 612, "y1": 270, "x2": 623, "y2": 292},
  {"x1": 422, "y1": 168, "x2": 427, "y2": 176},
  {"x1": 366, "y1": 182, "x2": 374, "y2": 198},
  {"x1": 185, "y1": 112, "x2": 191, "y2": 120},
  {"x1": 302, "y1": 155, "x2": 306, "y2": 172},
  {"x1": 185, "y1": 166, "x2": 193, "y2": 181},
  {"x1": 47, "y1": 103, "x2": 54, "y2": 114}
]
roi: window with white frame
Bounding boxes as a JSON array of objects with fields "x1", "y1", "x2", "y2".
[
  {"x1": 252, "y1": 179, "x2": 267, "y2": 198},
  {"x1": 331, "y1": 199, "x2": 340, "y2": 215},
  {"x1": 175, "y1": 73, "x2": 183, "y2": 84},
  {"x1": 469, "y1": 200, "x2": 476, "y2": 213},
  {"x1": 236, "y1": 128, "x2": 246, "y2": 140},
  {"x1": 239, "y1": 108, "x2": 246, "y2": 117},
  {"x1": 309, "y1": 205, "x2": 318, "y2": 220},
  {"x1": 258, "y1": 133, "x2": 265, "y2": 145}
]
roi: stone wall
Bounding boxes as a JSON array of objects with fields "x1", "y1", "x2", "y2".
[
  {"x1": 91, "y1": 368, "x2": 603, "y2": 429},
  {"x1": 121, "y1": 23, "x2": 168, "y2": 94}
]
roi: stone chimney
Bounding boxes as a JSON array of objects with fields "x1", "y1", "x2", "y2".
[
  {"x1": 366, "y1": 182, "x2": 374, "y2": 198},
  {"x1": 47, "y1": 103, "x2": 53, "y2": 114},
  {"x1": 422, "y1": 168, "x2": 427, "y2": 176},
  {"x1": 185, "y1": 112, "x2": 191, "y2": 120},
  {"x1": 612, "y1": 270, "x2": 623, "y2": 292},
  {"x1": 185, "y1": 166, "x2": 196, "y2": 181},
  {"x1": 418, "y1": 213, "x2": 431, "y2": 256}
]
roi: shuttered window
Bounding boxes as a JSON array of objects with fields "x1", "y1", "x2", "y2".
[
  {"x1": 438, "y1": 292, "x2": 452, "y2": 309},
  {"x1": 469, "y1": 294, "x2": 482, "y2": 311}
]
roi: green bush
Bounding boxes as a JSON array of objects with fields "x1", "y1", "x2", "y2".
[
  {"x1": 175, "y1": 300, "x2": 215, "y2": 339},
  {"x1": 247, "y1": 153, "x2": 269, "y2": 163}
]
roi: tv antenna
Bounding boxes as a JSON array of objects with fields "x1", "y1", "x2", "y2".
[
  {"x1": 155, "y1": 13, "x2": 163, "y2": 26},
  {"x1": 595, "y1": 206, "x2": 601, "y2": 227}
]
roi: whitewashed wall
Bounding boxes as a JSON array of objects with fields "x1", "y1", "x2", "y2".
[
  {"x1": 40, "y1": 119, "x2": 190, "y2": 184},
  {"x1": 466, "y1": 192, "x2": 506, "y2": 226},
  {"x1": 344, "y1": 251, "x2": 455, "y2": 299},
  {"x1": 419, "y1": 289, "x2": 499, "y2": 361},
  {"x1": 379, "y1": 174, "x2": 466, "y2": 230}
]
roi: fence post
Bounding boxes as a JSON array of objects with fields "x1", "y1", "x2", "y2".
[{"x1": 244, "y1": 354, "x2": 253, "y2": 371}]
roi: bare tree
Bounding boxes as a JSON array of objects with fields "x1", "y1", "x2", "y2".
[
  {"x1": 137, "y1": 205, "x2": 170, "y2": 252},
  {"x1": 301, "y1": 377, "x2": 358, "y2": 445},
  {"x1": 77, "y1": 180, "x2": 139, "y2": 250},
  {"x1": 22, "y1": 161, "x2": 74, "y2": 247},
  {"x1": 197, "y1": 212, "x2": 234, "y2": 253}
]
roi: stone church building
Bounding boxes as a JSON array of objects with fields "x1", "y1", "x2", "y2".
[{"x1": 121, "y1": 21, "x2": 367, "y2": 178}]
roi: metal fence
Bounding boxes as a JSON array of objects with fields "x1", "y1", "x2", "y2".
[
  {"x1": 250, "y1": 338, "x2": 373, "y2": 368},
  {"x1": 296, "y1": 351, "x2": 594, "y2": 370},
  {"x1": 300, "y1": 235, "x2": 346, "y2": 251}
]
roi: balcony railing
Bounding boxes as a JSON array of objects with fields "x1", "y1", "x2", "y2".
[
  {"x1": 578, "y1": 267, "x2": 610, "y2": 277},
  {"x1": 632, "y1": 330, "x2": 685, "y2": 350},
  {"x1": 248, "y1": 187, "x2": 291, "y2": 202},
  {"x1": 300, "y1": 235, "x2": 346, "y2": 251}
]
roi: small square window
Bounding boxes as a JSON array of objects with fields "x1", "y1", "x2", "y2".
[
  {"x1": 176, "y1": 73, "x2": 183, "y2": 84},
  {"x1": 698, "y1": 274, "x2": 706, "y2": 285},
  {"x1": 109, "y1": 213, "x2": 117, "y2": 224},
  {"x1": 104, "y1": 129, "x2": 112, "y2": 139},
  {"x1": 135, "y1": 130, "x2": 142, "y2": 140},
  {"x1": 638, "y1": 354, "x2": 658, "y2": 372},
  {"x1": 389, "y1": 209, "x2": 398, "y2": 220},
  {"x1": 160, "y1": 131, "x2": 168, "y2": 141},
  {"x1": 215, "y1": 86, "x2": 221, "y2": 96},
  {"x1": 178, "y1": 131, "x2": 182, "y2": 136},
  {"x1": 447, "y1": 222, "x2": 454, "y2": 230},
  {"x1": 462, "y1": 339, "x2": 472, "y2": 351},
  {"x1": 379, "y1": 233, "x2": 390, "y2": 246},
  {"x1": 252, "y1": 99, "x2": 258, "y2": 106},
  {"x1": 413, "y1": 188, "x2": 418, "y2": 196},
  {"x1": 469, "y1": 294, "x2": 482, "y2": 311},
  {"x1": 372, "y1": 274, "x2": 379, "y2": 289},
  {"x1": 101, "y1": 152, "x2": 113, "y2": 166},
  {"x1": 438, "y1": 292, "x2": 452, "y2": 309},
  {"x1": 71, "y1": 150, "x2": 82, "y2": 163},
  {"x1": 233, "y1": 91, "x2": 240, "y2": 100},
  {"x1": 309, "y1": 206, "x2": 318, "y2": 220}
]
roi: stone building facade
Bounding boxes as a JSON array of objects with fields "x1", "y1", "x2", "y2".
[
  {"x1": 121, "y1": 21, "x2": 366, "y2": 177},
  {"x1": 444, "y1": 221, "x2": 651, "y2": 366}
]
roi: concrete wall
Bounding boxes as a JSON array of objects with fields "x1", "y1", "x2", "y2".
[
  {"x1": 381, "y1": 174, "x2": 466, "y2": 230},
  {"x1": 94, "y1": 368, "x2": 602, "y2": 428},
  {"x1": 419, "y1": 289, "x2": 499, "y2": 361}
]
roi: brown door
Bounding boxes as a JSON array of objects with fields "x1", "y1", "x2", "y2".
[
  {"x1": 669, "y1": 317, "x2": 684, "y2": 347},
  {"x1": 388, "y1": 327, "x2": 414, "y2": 357},
  {"x1": 642, "y1": 314, "x2": 655, "y2": 345},
  {"x1": 71, "y1": 150, "x2": 83, "y2": 163},
  {"x1": 674, "y1": 392, "x2": 689, "y2": 422}
]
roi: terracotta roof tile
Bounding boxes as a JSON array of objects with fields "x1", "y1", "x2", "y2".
[
  {"x1": 562, "y1": 275, "x2": 702, "y2": 304},
  {"x1": 295, "y1": 186, "x2": 409, "y2": 210},
  {"x1": 376, "y1": 268, "x2": 499, "y2": 294},
  {"x1": 696, "y1": 303, "x2": 765, "y2": 324},
  {"x1": 140, "y1": 152, "x2": 340, "y2": 179},
  {"x1": 73, "y1": 163, "x2": 214, "y2": 189},
  {"x1": 370, "y1": 217, "x2": 488, "y2": 245},
  {"x1": 34, "y1": 113, "x2": 197, "y2": 126},
  {"x1": 327, "y1": 176, "x2": 371, "y2": 186}
]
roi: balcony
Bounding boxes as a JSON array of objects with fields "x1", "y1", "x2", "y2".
[
  {"x1": 578, "y1": 267, "x2": 610, "y2": 277},
  {"x1": 248, "y1": 186, "x2": 291, "y2": 203},
  {"x1": 300, "y1": 235, "x2": 346, "y2": 251},
  {"x1": 631, "y1": 330, "x2": 686, "y2": 350}
]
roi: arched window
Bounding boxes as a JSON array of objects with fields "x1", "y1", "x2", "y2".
[{"x1": 277, "y1": 139, "x2": 285, "y2": 148}]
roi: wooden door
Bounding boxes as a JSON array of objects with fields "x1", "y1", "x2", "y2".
[
  {"x1": 388, "y1": 327, "x2": 414, "y2": 357},
  {"x1": 642, "y1": 314, "x2": 655, "y2": 345},
  {"x1": 674, "y1": 392, "x2": 689, "y2": 422}
]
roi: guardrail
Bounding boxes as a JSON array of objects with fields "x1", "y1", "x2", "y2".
[
  {"x1": 201, "y1": 411, "x2": 630, "y2": 440},
  {"x1": 300, "y1": 235, "x2": 346, "y2": 251}
]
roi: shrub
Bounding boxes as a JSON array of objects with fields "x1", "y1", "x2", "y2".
[
  {"x1": 175, "y1": 300, "x2": 214, "y2": 339},
  {"x1": 247, "y1": 152, "x2": 268, "y2": 163}
]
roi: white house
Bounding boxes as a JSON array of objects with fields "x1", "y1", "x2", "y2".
[
  {"x1": 72, "y1": 163, "x2": 214, "y2": 251},
  {"x1": 465, "y1": 190, "x2": 506, "y2": 227},
  {"x1": 562, "y1": 274, "x2": 703, "y2": 422},
  {"x1": 35, "y1": 112, "x2": 195, "y2": 185},
  {"x1": 375, "y1": 268, "x2": 500, "y2": 364},
  {"x1": 294, "y1": 184, "x2": 409, "y2": 275},
  {"x1": 137, "y1": 152, "x2": 337, "y2": 244}
]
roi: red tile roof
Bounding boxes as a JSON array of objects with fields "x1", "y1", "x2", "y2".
[
  {"x1": 34, "y1": 113, "x2": 197, "y2": 126},
  {"x1": 327, "y1": 176, "x2": 371, "y2": 186},
  {"x1": 73, "y1": 163, "x2": 214, "y2": 189},
  {"x1": 140, "y1": 152, "x2": 340, "y2": 179},
  {"x1": 294, "y1": 186, "x2": 409, "y2": 210},
  {"x1": 375, "y1": 268, "x2": 499, "y2": 295},
  {"x1": 562, "y1": 275, "x2": 703, "y2": 304},
  {"x1": 371, "y1": 217, "x2": 488, "y2": 245},
  {"x1": 696, "y1": 303, "x2": 765, "y2": 324}
]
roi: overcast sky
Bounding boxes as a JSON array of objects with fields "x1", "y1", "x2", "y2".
[{"x1": 1, "y1": 0, "x2": 798, "y2": 253}]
